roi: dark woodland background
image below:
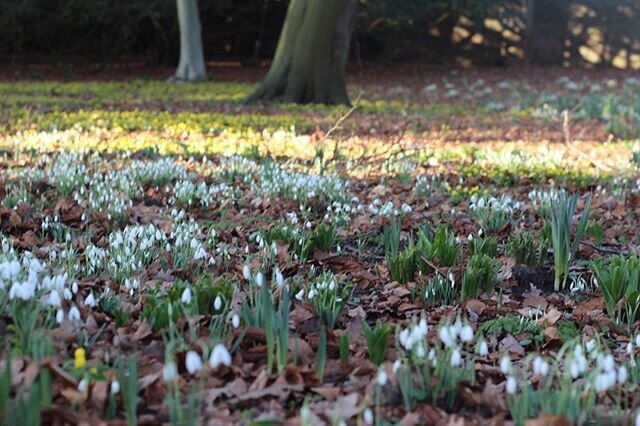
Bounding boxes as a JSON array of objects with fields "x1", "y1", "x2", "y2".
[{"x1": 1, "y1": 0, "x2": 638, "y2": 68}]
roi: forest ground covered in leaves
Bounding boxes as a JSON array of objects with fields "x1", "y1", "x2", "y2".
[{"x1": 1, "y1": 65, "x2": 640, "y2": 425}]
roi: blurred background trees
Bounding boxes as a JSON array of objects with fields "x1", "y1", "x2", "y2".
[{"x1": 1, "y1": 0, "x2": 639, "y2": 69}]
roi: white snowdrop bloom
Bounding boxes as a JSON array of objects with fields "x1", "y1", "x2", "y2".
[
  {"x1": 600, "y1": 354, "x2": 615, "y2": 372},
  {"x1": 163, "y1": 361, "x2": 178, "y2": 383},
  {"x1": 439, "y1": 326, "x2": 454, "y2": 347},
  {"x1": 214, "y1": 295, "x2": 223, "y2": 311},
  {"x1": 63, "y1": 288, "x2": 73, "y2": 300},
  {"x1": 416, "y1": 345, "x2": 426, "y2": 358},
  {"x1": 478, "y1": 340, "x2": 489, "y2": 356},
  {"x1": 185, "y1": 351, "x2": 203, "y2": 375},
  {"x1": 69, "y1": 305, "x2": 81, "y2": 322},
  {"x1": 505, "y1": 376, "x2": 517, "y2": 394},
  {"x1": 47, "y1": 290, "x2": 61, "y2": 307},
  {"x1": 308, "y1": 289, "x2": 316, "y2": 300},
  {"x1": 448, "y1": 272, "x2": 455, "y2": 285},
  {"x1": 467, "y1": 234, "x2": 474, "y2": 241},
  {"x1": 181, "y1": 287, "x2": 192, "y2": 304},
  {"x1": 460, "y1": 325, "x2": 474, "y2": 343},
  {"x1": 478, "y1": 228, "x2": 483, "y2": 236},
  {"x1": 295, "y1": 289, "x2": 305, "y2": 301},
  {"x1": 376, "y1": 369, "x2": 388, "y2": 386},
  {"x1": 110, "y1": 380, "x2": 120, "y2": 395},
  {"x1": 532, "y1": 356, "x2": 549, "y2": 377},
  {"x1": 636, "y1": 334, "x2": 640, "y2": 348},
  {"x1": 500, "y1": 355, "x2": 511, "y2": 375},
  {"x1": 450, "y1": 349, "x2": 462, "y2": 367},
  {"x1": 209, "y1": 343, "x2": 232, "y2": 369},
  {"x1": 56, "y1": 309, "x2": 65, "y2": 324},
  {"x1": 363, "y1": 408, "x2": 374, "y2": 425},
  {"x1": 569, "y1": 361, "x2": 580, "y2": 379},
  {"x1": 275, "y1": 269, "x2": 284, "y2": 287},
  {"x1": 231, "y1": 313, "x2": 240, "y2": 328},
  {"x1": 618, "y1": 365, "x2": 628, "y2": 384},
  {"x1": 256, "y1": 272, "x2": 266, "y2": 287},
  {"x1": 72, "y1": 281, "x2": 78, "y2": 293},
  {"x1": 78, "y1": 378, "x2": 89, "y2": 394},
  {"x1": 595, "y1": 372, "x2": 616, "y2": 393},
  {"x1": 242, "y1": 264, "x2": 251, "y2": 281},
  {"x1": 392, "y1": 359, "x2": 402, "y2": 374},
  {"x1": 401, "y1": 203, "x2": 412, "y2": 213},
  {"x1": 586, "y1": 339, "x2": 597, "y2": 353},
  {"x1": 84, "y1": 292, "x2": 96, "y2": 308},
  {"x1": 627, "y1": 342, "x2": 634, "y2": 355}
]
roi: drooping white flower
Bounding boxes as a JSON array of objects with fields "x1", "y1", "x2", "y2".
[
  {"x1": 439, "y1": 326, "x2": 454, "y2": 347},
  {"x1": 47, "y1": 290, "x2": 61, "y2": 307},
  {"x1": 275, "y1": 269, "x2": 284, "y2": 287},
  {"x1": 69, "y1": 305, "x2": 81, "y2": 322},
  {"x1": 110, "y1": 380, "x2": 120, "y2": 395},
  {"x1": 363, "y1": 408, "x2": 374, "y2": 425},
  {"x1": 56, "y1": 309, "x2": 65, "y2": 324},
  {"x1": 185, "y1": 351, "x2": 203, "y2": 375},
  {"x1": 392, "y1": 359, "x2": 402, "y2": 373},
  {"x1": 256, "y1": 272, "x2": 266, "y2": 287},
  {"x1": 459, "y1": 324, "x2": 474, "y2": 343},
  {"x1": 376, "y1": 369, "x2": 388, "y2": 386},
  {"x1": 618, "y1": 365, "x2": 628, "y2": 384},
  {"x1": 231, "y1": 313, "x2": 240, "y2": 328},
  {"x1": 214, "y1": 295, "x2": 223, "y2": 311},
  {"x1": 78, "y1": 378, "x2": 89, "y2": 394},
  {"x1": 478, "y1": 340, "x2": 489, "y2": 356},
  {"x1": 532, "y1": 356, "x2": 549, "y2": 377},
  {"x1": 84, "y1": 292, "x2": 96, "y2": 308},
  {"x1": 505, "y1": 376, "x2": 517, "y2": 394},
  {"x1": 295, "y1": 289, "x2": 305, "y2": 301},
  {"x1": 450, "y1": 349, "x2": 462, "y2": 367},
  {"x1": 500, "y1": 355, "x2": 511, "y2": 375},
  {"x1": 181, "y1": 287, "x2": 192, "y2": 304},
  {"x1": 243, "y1": 264, "x2": 251, "y2": 281},
  {"x1": 209, "y1": 343, "x2": 232, "y2": 369},
  {"x1": 163, "y1": 360, "x2": 178, "y2": 383}
]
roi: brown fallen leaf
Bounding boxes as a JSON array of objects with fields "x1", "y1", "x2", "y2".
[{"x1": 524, "y1": 413, "x2": 572, "y2": 426}]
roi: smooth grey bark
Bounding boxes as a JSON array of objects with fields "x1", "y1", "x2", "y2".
[
  {"x1": 171, "y1": 0, "x2": 207, "y2": 82},
  {"x1": 247, "y1": 0, "x2": 357, "y2": 105},
  {"x1": 525, "y1": 0, "x2": 570, "y2": 66}
]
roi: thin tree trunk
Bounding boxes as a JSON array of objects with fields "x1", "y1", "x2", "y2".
[
  {"x1": 171, "y1": 0, "x2": 207, "y2": 82},
  {"x1": 247, "y1": 0, "x2": 356, "y2": 105},
  {"x1": 525, "y1": 0, "x2": 570, "y2": 66}
]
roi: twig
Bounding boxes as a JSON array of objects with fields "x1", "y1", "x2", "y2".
[{"x1": 580, "y1": 240, "x2": 630, "y2": 256}]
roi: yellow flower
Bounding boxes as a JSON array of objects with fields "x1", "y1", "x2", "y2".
[{"x1": 74, "y1": 348, "x2": 86, "y2": 370}]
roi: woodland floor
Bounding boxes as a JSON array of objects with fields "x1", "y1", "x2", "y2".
[{"x1": 0, "y1": 64, "x2": 640, "y2": 425}]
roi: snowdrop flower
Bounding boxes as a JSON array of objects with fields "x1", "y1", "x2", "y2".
[
  {"x1": 460, "y1": 324, "x2": 473, "y2": 343},
  {"x1": 242, "y1": 264, "x2": 251, "y2": 281},
  {"x1": 255, "y1": 272, "x2": 266, "y2": 287},
  {"x1": 376, "y1": 369, "x2": 388, "y2": 386},
  {"x1": 618, "y1": 365, "x2": 628, "y2": 384},
  {"x1": 163, "y1": 360, "x2": 178, "y2": 383},
  {"x1": 450, "y1": 349, "x2": 462, "y2": 367},
  {"x1": 500, "y1": 355, "x2": 511, "y2": 375},
  {"x1": 209, "y1": 343, "x2": 232, "y2": 369},
  {"x1": 363, "y1": 408, "x2": 374, "y2": 425},
  {"x1": 214, "y1": 295, "x2": 223, "y2": 311},
  {"x1": 569, "y1": 360, "x2": 580, "y2": 379},
  {"x1": 275, "y1": 269, "x2": 284, "y2": 287},
  {"x1": 231, "y1": 313, "x2": 240, "y2": 328},
  {"x1": 185, "y1": 351, "x2": 203, "y2": 375},
  {"x1": 505, "y1": 376, "x2": 517, "y2": 394},
  {"x1": 110, "y1": 380, "x2": 120, "y2": 395},
  {"x1": 72, "y1": 282, "x2": 78, "y2": 293},
  {"x1": 478, "y1": 340, "x2": 489, "y2": 356},
  {"x1": 392, "y1": 359, "x2": 402, "y2": 374},
  {"x1": 308, "y1": 289, "x2": 317, "y2": 300},
  {"x1": 47, "y1": 290, "x2": 61, "y2": 307},
  {"x1": 56, "y1": 309, "x2": 65, "y2": 324},
  {"x1": 84, "y1": 292, "x2": 96, "y2": 308},
  {"x1": 69, "y1": 305, "x2": 81, "y2": 322},
  {"x1": 63, "y1": 288, "x2": 73, "y2": 300},
  {"x1": 181, "y1": 287, "x2": 192, "y2": 304},
  {"x1": 78, "y1": 378, "x2": 89, "y2": 394},
  {"x1": 295, "y1": 289, "x2": 304, "y2": 301},
  {"x1": 439, "y1": 326, "x2": 454, "y2": 347},
  {"x1": 636, "y1": 334, "x2": 640, "y2": 348},
  {"x1": 532, "y1": 356, "x2": 549, "y2": 377}
]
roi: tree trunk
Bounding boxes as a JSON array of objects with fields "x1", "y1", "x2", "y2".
[
  {"x1": 247, "y1": 0, "x2": 356, "y2": 105},
  {"x1": 525, "y1": 0, "x2": 570, "y2": 66},
  {"x1": 171, "y1": 0, "x2": 207, "y2": 82}
]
